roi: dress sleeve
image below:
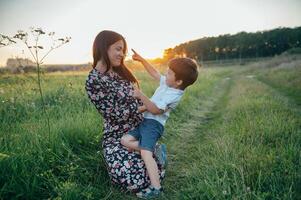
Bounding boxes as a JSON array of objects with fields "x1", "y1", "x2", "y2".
[
  {"x1": 85, "y1": 71, "x2": 142, "y2": 123},
  {"x1": 85, "y1": 71, "x2": 114, "y2": 116},
  {"x1": 111, "y1": 82, "x2": 143, "y2": 122}
]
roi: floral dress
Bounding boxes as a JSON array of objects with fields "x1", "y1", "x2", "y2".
[{"x1": 85, "y1": 68, "x2": 165, "y2": 192}]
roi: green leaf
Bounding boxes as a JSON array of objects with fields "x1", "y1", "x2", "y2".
[{"x1": 0, "y1": 153, "x2": 10, "y2": 160}]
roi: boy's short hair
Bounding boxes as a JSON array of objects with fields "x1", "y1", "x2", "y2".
[{"x1": 168, "y1": 57, "x2": 199, "y2": 90}]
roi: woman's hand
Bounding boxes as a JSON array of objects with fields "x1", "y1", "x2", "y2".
[
  {"x1": 131, "y1": 49, "x2": 145, "y2": 63},
  {"x1": 133, "y1": 86, "x2": 143, "y2": 99},
  {"x1": 138, "y1": 105, "x2": 147, "y2": 113}
]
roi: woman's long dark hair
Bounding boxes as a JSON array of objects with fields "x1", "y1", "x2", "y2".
[{"x1": 92, "y1": 30, "x2": 138, "y2": 84}]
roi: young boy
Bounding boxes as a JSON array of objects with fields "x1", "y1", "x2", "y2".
[{"x1": 121, "y1": 49, "x2": 199, "y2": 199}]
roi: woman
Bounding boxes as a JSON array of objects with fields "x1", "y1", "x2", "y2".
[{"x1": 85, "y1": 30, "x2": 165, "y2": 192}]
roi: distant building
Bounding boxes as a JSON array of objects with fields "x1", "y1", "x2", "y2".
[{"x1": 6, "y1": 58, "x2": 35, "y2": 67}]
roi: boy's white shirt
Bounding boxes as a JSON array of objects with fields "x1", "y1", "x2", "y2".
[{"x1": 143, "y1": 75, "x2": 184, "y2": 126}]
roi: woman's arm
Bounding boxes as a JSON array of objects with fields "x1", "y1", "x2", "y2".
[{"x1": 131, "y1": 49, "x2": 161, "y2": 82}]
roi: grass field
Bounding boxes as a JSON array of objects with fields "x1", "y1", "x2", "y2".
[{"x1": 0, "y1": 55, "x2": 300, "y2": 199}]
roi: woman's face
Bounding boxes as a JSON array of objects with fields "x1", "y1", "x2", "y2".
[{"x1": 107, "y1": 40, "x2": 125, "y2": 67}]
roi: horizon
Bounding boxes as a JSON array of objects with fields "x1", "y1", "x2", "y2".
[
  {"x1": 0, "y1": 0, "x2": 301, "y2": 66},
  {"x1": 1, "y1": 25, "x2": 300, "y2": 67}
]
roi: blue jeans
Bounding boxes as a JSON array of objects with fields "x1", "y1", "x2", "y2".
[{"x1": 128, "y1": 118, "x2": 164, "y2": 152}]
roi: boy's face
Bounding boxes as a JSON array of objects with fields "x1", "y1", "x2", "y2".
[{"x1": 165, "y1": 68, "x2": 183, "y2": 89}]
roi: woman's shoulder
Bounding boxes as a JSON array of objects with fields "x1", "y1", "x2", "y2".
[
  {"x1": 87, "y1": 68, "x2": 109, "y2": 81},
  {"x1": 86, "y1": 68, "x2": 106, "y2": 87},
  {"x1": 86, "y1": 68, "x2": 123, "y2": 89},
  {"x1": 88, "y1": 68, "x2": 102, "y2": 76}
]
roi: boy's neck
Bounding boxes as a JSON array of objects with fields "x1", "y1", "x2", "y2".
[{"x1": 169, "y1": 84, "x2": 183, "y2": 90}]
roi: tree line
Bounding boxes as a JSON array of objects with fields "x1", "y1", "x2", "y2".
[{"x1": 163, "y1": 27, "x2": 301, "y2": 61}]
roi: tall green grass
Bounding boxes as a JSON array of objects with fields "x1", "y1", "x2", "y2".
[
  {"x1": 165, "y1": 78, "x2": 300, "y2": 199},
  {"x1": 0, "y1": 58, "x2": 300, "y2": 199}
]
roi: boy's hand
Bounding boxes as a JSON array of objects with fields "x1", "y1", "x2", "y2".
[
  {"x1": 131, "y1": 49, "x2": 145, "y2": 63},
  {"x1": 131, "y1": 48, "x2": 161, "y2": 82}
]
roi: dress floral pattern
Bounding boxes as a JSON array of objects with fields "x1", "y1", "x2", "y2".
[{"x1": 85, "y1": 68, "x2": 165, "y2": 192}]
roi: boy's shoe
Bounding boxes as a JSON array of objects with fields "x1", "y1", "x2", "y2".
[
  {"x1": 154, "y1": 144, "x2": 167, "y2": 167},
  {"x1": 136, "y1": 186, "x2": 163, "y2": 199}
]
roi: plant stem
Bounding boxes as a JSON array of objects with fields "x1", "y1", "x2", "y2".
[{"x1": 36, "y1": 59, "x2": 51, "y2": 138}]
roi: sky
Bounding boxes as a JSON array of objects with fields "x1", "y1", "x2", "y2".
[{"x1": 0, "y1": 0, "x2": 301, "y2": 66}]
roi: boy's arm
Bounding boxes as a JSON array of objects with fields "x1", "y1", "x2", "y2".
[
  {"x1": 131, "y1": 49, "x2": 161, "y2": 82},
  {"x1": 133, "y1": 87, "x2": 164, "y2": 115}
]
